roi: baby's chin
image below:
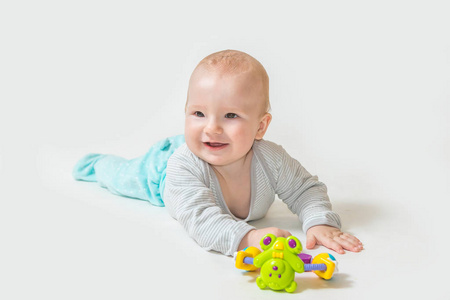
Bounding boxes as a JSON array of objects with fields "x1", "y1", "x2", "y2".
[
  {"x1": 190, "y1": 147, "x2": 230, "y2": 166},
  {"x1": 195, "y1": 151, "x2": 229, "y2": 166}
]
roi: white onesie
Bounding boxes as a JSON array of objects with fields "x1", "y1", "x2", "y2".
[{"x1": 163, "y1": 139, "x2": 341, "y2": 256}]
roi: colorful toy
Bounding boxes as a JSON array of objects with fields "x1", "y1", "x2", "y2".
[{"x1": 234, "y1": 234, "x2": 337, "y2": 293}]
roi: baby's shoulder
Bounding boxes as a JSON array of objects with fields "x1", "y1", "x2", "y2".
[
  {"x1": 168, "y1": 144, "x2": 208, "y2": 170},
  {"x1": 253, "y1": 139, "x2": 286, "y2": 161},
  {"x1": 166, "y1": 144, "x2": 211, "y2": 185},
  {"x1": 170, "y1": 143, "x2": 198, "y2": 163}
]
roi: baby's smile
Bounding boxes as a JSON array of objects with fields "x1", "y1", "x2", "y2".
[{"x1": 203, "y1": 141, "x2": 229, "y2": 150}]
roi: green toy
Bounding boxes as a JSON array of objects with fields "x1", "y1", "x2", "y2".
[
  {"x1": 234, "y1": 234, "x2": 337, "y2": 293},
  {"x1": 253, "y1": 234, "x2": 304, "y2": 292}
]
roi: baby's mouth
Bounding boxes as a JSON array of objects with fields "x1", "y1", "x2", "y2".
[{"x1": 204, "y1": 142, "x2": 228, "y2": 149}]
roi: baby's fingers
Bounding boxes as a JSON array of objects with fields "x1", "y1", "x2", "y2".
[
  {"x1": 321, "y1": 237, "x2": 345, "y2": 254},
  {"x1": 334, "y1": 235, "x2": 363, "y2": 252},
  {"x1": 340, "y1": 233, "x2": 364, "y2": 251}
]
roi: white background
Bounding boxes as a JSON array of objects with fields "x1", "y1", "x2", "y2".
[{"x1": 1, "y1": 1, "x2": 449, "y2": 299}]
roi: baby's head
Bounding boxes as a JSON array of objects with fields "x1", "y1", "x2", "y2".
[
  {"x1": 187, "y1": 49, "x2": 270, "y2": 114},
  {"x1": 184, "y1": 50, "x2": 272, "y2": 167}
]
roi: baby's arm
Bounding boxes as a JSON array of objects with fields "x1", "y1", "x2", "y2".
[
  {"x1": 274, "y1": 145, "x2": 362, "y2": 254},
  {"x1": 164, "y1": 151, "x2": 255, "y2": 256}
]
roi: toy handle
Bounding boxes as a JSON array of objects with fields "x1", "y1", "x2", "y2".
[
  {"x1": 304, "y1": 263, "x2": 327, "y2": 271},
  {"x1": 243, "y1": 257, "x2": 254, "y2": 265},
  {"x1": 243, "y1": 257, "x2": 326, "y2": 272},
  {"x1": 240, "y1": 253, "x2": 312, "y2": 265}
]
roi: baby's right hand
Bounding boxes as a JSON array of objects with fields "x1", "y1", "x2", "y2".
[{"x1": 238, "y1": 227, "x2": 292, "y2": 251}]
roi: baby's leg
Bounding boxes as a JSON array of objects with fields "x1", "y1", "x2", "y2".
[
  {"x1": 73, "y1": 152, "x2": 164, "y2": 205},
  {"x1": 72, "y1": 135, "x2": 184, "y2": 207}
]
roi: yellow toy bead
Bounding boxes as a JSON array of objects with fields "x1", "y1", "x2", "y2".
[
  {"x1": 235, "y1": 247, "x2": 261, "y2": 271},
  {"x1": 312, "y1": 253, "x2": 336, "y2": 280}
]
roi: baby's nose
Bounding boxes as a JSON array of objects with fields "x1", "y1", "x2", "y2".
[{"x1": 204, "y1": 119, "x2": 223, "y2": 134}]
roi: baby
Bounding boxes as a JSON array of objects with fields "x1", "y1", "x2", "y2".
[{"x1": 73, "y1": 50, "x2": 362, "y2": 256}]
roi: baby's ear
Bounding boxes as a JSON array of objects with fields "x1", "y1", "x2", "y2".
[{"x1": 255, "y1": 113, "x2": 272, "y2": 140}]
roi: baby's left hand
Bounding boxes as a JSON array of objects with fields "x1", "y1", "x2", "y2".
[{"x1": 306, "y1": 225, "x2": 363, "y2": 254}]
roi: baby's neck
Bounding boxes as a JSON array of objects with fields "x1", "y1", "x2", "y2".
[
  {"x1": 211, "y1": 149, "x2": 253, "y2": 220},
  {"x1": 211, "y1": 149, "x2": 253, "y2": 181}
]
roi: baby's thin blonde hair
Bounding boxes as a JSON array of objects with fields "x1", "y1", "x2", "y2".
[{"x1": 187, "y1": 50, "x2": 271, "y2": 113}]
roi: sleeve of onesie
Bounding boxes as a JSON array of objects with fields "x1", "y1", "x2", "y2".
[
  {"x1": 274, "y1": 145, "x2": 342, "y2": 233},
  {"x1": 163, "y1": 150, "x2": 255, "y2": 256}
]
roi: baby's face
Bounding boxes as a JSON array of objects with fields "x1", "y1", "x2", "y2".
[{"x1": 185, "y1": 68, "x2": 271, "y2": 168}]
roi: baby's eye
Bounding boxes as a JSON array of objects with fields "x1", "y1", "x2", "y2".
[
  {"x1": 194, "y1": 111, "x2": 205, "y2": 117},
  {"x1": 225, "y1": 113, "x2": 238, "y2": 119}
]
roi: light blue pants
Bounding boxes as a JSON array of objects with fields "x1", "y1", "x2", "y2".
[{"x1": 72, "y1": 135, "x2": 185, "y2": 207}]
